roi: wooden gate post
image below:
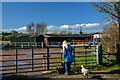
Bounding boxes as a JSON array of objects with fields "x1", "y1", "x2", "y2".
[
  {"x1": 97, "y1": 44, "x2": 103, "y2": 65},
  {"x1": 41, "y1": 42, "x2": 43, "y2": 48}
]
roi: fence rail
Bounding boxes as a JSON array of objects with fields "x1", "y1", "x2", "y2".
[
  {"x1": 102, "y1": 50, "x2": 116, "y2": 63},
  {"x1": 4, "y1": 41, "x2": 92, "y2": 48},
  {"x1": 1, "y1": 45, "x2": 99, "y2": 75},
  {"x1": 11, "y1": 42, "x2": 44, "y2": 48}
]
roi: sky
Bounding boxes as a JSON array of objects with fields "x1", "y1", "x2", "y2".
[
  {"x1": 0, "y1": 2, "x2": 2, "y2": 33},
  {"x1": 2, "y1": 2, "x2": 108, "y2": 34}
]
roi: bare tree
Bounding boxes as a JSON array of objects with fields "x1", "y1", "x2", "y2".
[
  {"x1": 101, "y1": 22, "x2": 118, "y2": 53},
  {"x1": 36, "y1": 22, "x2": 47, "y2": 35},
  {"x1": 27, "y1": 22, "x2": 35, "y2": 34},
  {"x1": 92, "y1": 2, "x2": 120, "y2": 64},
  {"x1": 59, "y1": 30, "x2": 72, "y2": 34},
  {"x1": 92, "y1": 2, "x2": 120, "y2": 20}
]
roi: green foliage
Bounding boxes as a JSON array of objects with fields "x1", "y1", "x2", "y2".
[{"x1": 2, "y1": 36, "x2": 11, "y2": 41}]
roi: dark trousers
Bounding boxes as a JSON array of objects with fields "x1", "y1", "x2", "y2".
[{"x1": 64, "y1": 62, "x2": 71, "y2": 74}]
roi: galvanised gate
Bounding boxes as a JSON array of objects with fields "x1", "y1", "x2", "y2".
[{"x1": 0, "y1": 45, "x2": 102, "y2": 75}]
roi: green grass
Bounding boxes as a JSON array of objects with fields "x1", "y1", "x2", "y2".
[
  {"x1": 71, "y1": 63, "x2": 120, "y2": 73},
  {"x1": 109, "y1": 64, "x2": 120, "y2": 73},
  {"x1": 75, "y1": 46, "x2": 96, "y2": 51},
  {"x1": 70, "y1": 48, "x2": 120, "y2": 74},
  {"x1": 74, "y1": 52, "x2": 97, "y2": 66},
  {"x1": 95, "y1": 63, "x2": 120, "y2": 72}
]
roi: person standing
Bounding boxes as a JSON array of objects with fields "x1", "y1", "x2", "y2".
[{"x1": 62, "y1": 40, "x2": 74, "y2": 75}]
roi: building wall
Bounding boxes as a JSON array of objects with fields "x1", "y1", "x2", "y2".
[
  {"x1": 10, "y1": 34, "x2": 94, "y2": 46},
  {"x1": 93, "y1": 34, "x2": 102, "y2": 42}
]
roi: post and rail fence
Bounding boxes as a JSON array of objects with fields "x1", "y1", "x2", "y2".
[{"x1": 6, "y1": 41, "x2": 90, "y2": 48}]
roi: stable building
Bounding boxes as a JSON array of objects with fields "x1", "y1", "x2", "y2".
[{"x1": 43, "y1": 34, "x2": 92, "y2": 46}]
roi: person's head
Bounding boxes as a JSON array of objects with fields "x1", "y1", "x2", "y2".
[{"x1": 63, "y1": 40, "x2": 68, "y2": 45}]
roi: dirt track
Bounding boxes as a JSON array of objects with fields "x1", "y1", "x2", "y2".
[{"x1": 1, "y1": 72, "x2": 120, "y2": 80}]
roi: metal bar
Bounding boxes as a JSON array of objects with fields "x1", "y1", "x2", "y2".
[
  {"x1": 47, "y1": 47, "x2": 49, "y2": 70},
  {"x1": 98, "y1": 44, "x2": 103, "y2": 64},
  {"x1": 75, "y1": 51, "x2": 95, "y2": 53},
  {"x1": 16, "y1": 48, "x2": 18, "y2": 73},
  {"x1": 0, "y1": 54, "x2": 16, "y2": 56},
  {"x1": 75, "y1": 55, "x2": 95, "y2": 57},
  {"x1": 49, "y1": 57, "x2": 61, "y2": 59},
  {"x1": 2, "y1": 69, "x2": 46, "y2": 75},
  {"x1": 1, "y1": 62, "x2": 50, "y2": 67},
  {"x1": 2, "y1": 66, "x2": 48, "y2": 72},
  {"x1": 32, "y1": 47, "x2": 34, "y2": 70},
  {"x1": 49, "y1": 62, "x2": 61, "y2": 64},
  {"x1": 61, "y1": 51, "x2": 63, "y2": 61},
  {"x1": 73, "y1": 46, "x2": 75, "y2": 67},
  {"x1": 16, "y1": 47, "x2": 33, "y2": 49},
  {"x1": 84, "y1": 47, "x2": 87, "y2": 67},
  {"x1": 0, "y1": 60, "x2": 17, "y2": 62},
  {"x1": 2, "y1": 68, "x2": 17, "y2": 71},
  {"x1": 1, "y1": 58, "x2": 46, "y2": 62},
  {"x1": 46, "y1": 45, "x2": 62, "y2": 48},
  {"x1": 33, "y1": 52, "x2": 47, "y2": 55},
  {"x1": 1, "y1": 64, "x2": 31, "y2": 67},
  {"x1": 49, "y1": 52, "x2": 62, "y2": 54}
]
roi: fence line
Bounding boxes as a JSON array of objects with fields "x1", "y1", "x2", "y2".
[
  {"x1": 11, "y1": 42, "x2": 44, "y2": 48},
  {"x1": 102, "y1": 50, "x2": 116, "y2": 63},
  {"x1": 10, "y1": 41, "x2": 91, "y2": 48}
]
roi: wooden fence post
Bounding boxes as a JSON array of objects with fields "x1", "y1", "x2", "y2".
[
  {"x1": 47, "y1": 47, "x2": 49, "y2": 70},
  {"x1": 42, "y1": 42, "x2": 44, "y2": 48}
]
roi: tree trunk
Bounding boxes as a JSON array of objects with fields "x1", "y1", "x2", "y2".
[
  {"x1": 115, "y1": 2, "x2": 120, "y2": 64},
  {"x1": 116, "y1": 19, "x2": 120, "y2": 64}
]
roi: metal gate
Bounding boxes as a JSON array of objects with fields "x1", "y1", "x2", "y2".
[
  {"x1": 1, "y1": 45, "x2": 101, "y2": 75},
  {"x1": 74, "y1": 46, "x2": 98, "y2": 68},
  {"x1": 1, "y1": 47, "x2": 63, "y2": 75}
]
